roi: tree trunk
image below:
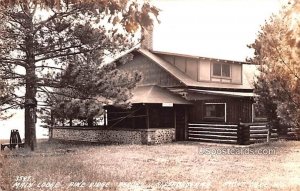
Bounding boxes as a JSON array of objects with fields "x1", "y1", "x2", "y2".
[
  {"x1": 24, "y1": 9, "x2": 37, "y2": 150},
  {"x1": 24, "y1": 67, "x2": 37, "y2": 151}
]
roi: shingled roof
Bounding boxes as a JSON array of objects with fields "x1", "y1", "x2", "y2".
[{"x1": 130, "y1": 85, "x2": 191, "y2": 105}]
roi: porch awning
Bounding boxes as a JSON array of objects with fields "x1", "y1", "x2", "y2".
[
  {"x1": 131, "y1": 85, "x2": 191, "y2": 105},
  {"x1": 188, "y1": 89, "x2": 256, "y2": 97}
]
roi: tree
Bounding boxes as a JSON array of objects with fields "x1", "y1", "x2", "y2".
[
  {"x1": 249, "y1": 1, "x2": 300, "y2": 138},
  {"x1": 0, "y1": 0, "x2": 159, "y2": 150},
  {"x1": 0, "y1": 78, "x2": 14, "y2": 120},
  {"x1": 42, "y1": 53, "x2": 140, "y2": 127}
]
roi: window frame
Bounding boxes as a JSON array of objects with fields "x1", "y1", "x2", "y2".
[
  {"x1": 212, "y1": 62, "x2": 232, "y2": 79},
  {"x1": 203, "y1": 103, "x2": 227, "y2": 123}
]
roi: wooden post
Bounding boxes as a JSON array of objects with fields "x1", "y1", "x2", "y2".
[
  {"x1": 104, "y1": 109, "x2": 107, "y2": 128},
  {"x1": 132, "y1": 108, "x2": 136, "y2": 129},
  {"x1": 184, "y1": 107, "x2": 188, "y2": 141},
  {"x1": 174, "y1": 108, "x2": 177, "y2": 128},
  {"x1": 146, "y1": 105, "x2": 150, "y2": 129},
  {"x1": 267, "y1": 123, "x2": 271, "y2": 143},
  {"x1": 174, "y1": 108, "x2": 177, "y2": 141},
  {"x1": 237, "y1": 123, "x2": 250, "y2": 145},
  {"x1": 237, "y1": 123, "x2": 243, "y2": 145}
]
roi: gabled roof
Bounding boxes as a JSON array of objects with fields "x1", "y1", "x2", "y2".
[
  {"x1": 137, "y1": 49, "x2": 255, "y2": 91},
  {"x1": 131, "y1": 85, "x2": 191, "y2": 105}
]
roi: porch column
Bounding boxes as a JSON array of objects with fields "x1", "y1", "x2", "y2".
[
  {"x1": 103, "y1": 110, "x2": 107, "y2": 128},
  {"x1": 184, "y1": 107, "x2": 188, "y2": 140},
  {"x1": 174, "y1": 109, "x2": 177, "y2": 130},
  {"x1": 146, "y1": 105, "x2": 150, "y2": 129}
]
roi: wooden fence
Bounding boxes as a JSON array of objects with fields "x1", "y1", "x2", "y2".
[{"x1": 188, "y1": 123, "x2": 278, "y2": 145}]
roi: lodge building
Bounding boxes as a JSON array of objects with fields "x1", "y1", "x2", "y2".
[{"x1": 51, "y1": 30, "x2": 274, "y2": 145}]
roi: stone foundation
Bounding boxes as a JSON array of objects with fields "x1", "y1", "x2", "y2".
[{"x1": 51, "y1": 127, "x2": 175, "y2": 145}]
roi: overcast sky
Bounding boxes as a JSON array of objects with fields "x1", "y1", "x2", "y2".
[
  {"x1": 0, "y1": 0, "x2": 287, "y2": 140},
  {"x1": 152, "y1": 0, "x2": 286, "y2": 62}
]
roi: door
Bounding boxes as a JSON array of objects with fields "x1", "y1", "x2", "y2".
[{"x1": 175, "y1": 107, "x2": 186, "y2": 141}]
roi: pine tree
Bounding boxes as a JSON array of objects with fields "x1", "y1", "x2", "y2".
[
  {"x1": 0, "y1": 0, "x2": 159, "y2": 150},
  {"x1": 43, "y1": 53, "x2": 141, "y2": 127}
]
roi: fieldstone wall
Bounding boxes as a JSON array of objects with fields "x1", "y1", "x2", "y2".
[{"x1": 51, "y1": 127, "x2": 175, "y2": 145}]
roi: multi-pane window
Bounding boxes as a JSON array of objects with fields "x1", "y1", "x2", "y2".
[
  {"x1": 204, "y1": 103, "x2": 226, "y2": 122},
  {"x1": 212, "y1": 63, "x2": 231, "y2": 78}
]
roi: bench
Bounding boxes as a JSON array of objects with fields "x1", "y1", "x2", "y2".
[{"x1": 1, "y1": 129, "x2": 25, "y2": 151}]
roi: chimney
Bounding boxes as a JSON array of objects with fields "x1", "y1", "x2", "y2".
[{"x1": 141, "y1": 27, "x2": 153, "y2": 51}]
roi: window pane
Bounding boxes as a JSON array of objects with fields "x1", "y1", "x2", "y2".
[
  {"x1": 215, "y1": 104, "x2": 225, "y2": 117},
  {"x1": 222, "y1": 64, "x2": 230, "y2": 77},
  {"x1": 213, "y1": 63, "x2": 221, "y2": 76},
  {"x1": 205, "y1": 105, "x2": 216, "y2": 117},
  {"x1": 204, "y1": 104, "x2": 225, "y2": 118}
]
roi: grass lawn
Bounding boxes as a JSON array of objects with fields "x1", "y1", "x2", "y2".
[{"x1": 1, "y1": 140, "x2": 300, "y2": 191}]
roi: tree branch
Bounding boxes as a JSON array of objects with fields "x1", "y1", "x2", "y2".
[{"x1": 35, "y1": 49, "x2": 91, "y2": 62}]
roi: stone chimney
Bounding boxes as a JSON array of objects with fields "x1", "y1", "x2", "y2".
[{"x1": 141, "y1": 27, "x2": 153, "y2": 51}]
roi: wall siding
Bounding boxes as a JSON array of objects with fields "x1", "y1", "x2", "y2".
[
  {"x1": 174, "y1": 56, "x2": 186, "y2": 72},
  {"x1": 161, "y1": 55, "x2": 175, "y2": 65},
  {"x1": 156, "y1": 53, "x2": 243, "y2": 85},
  {"x1": 189, "y1": 98, "x2": 253, "y2": 124},
  {"x1": 119, "y1": 54, "x2": 182, "y2": 87},
  {"x1": 231, "y1": 64, "x2": 242, "y2": 84},
  {"x1": 199, "y1": 60, "x2": 211, "y2": 81},
  {"x1": 186, "y1": 59, "x2": 198, "y2": 81}
]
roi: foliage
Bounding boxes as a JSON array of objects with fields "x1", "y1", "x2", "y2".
[
  {"x1": 249, "y1": 1, "x2": 300, "y2": 136},
  {"x1": 41, "y1": 54, "x2": 141, "y2": 127},
  {"x1": 0, "y1": 0, "x2": 158, "y2": 147},
  {"x1": 0, "y1": 78, "x2": 14, "y2": 119}
]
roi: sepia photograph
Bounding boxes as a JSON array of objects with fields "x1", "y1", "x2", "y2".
[{"x1": 0, "y1": 0, "x2": 300, "y2": 190}]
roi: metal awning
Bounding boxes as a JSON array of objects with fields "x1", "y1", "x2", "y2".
[{"x1": 188, "y1": 89, "x2": 255, "y2": 97}]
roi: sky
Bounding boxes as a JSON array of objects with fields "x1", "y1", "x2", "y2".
[
  {"x1": 153, "y1": 0, "x2": 286, "y2": 62},
  {"x1": 0, "y1": 0, "x2": 286, "y2": 140}
]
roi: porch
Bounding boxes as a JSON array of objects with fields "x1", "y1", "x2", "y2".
[
  {"x1": 51, "y1": 85, "x2": 191, "y2": 144},
  {"x1": 104, "y1": 85, "x2": 191, "y2": 143}
]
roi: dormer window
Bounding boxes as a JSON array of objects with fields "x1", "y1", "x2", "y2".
[{"x1": 212, "y1": 63, "x2": 231, "y2": 78}]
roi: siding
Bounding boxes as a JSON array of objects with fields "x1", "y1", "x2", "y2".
[
  {"x1": 199, "y1": 60, "x2": 211, "y2": 81},
  {"x1": 174, "y1": 56, "x2": 186, "y2": 72},
  {"x1": 231, "y1": 64, "x2": 242, "y2": 84},
  {"x1": 189, "y1": 98, "x2": 253, "y2": 124},
  {"x1": 119, "y1": 53, "x2": 182, "y2": 87},
  {"x1": 158, "y1": 53, "x2": 243, "y2": 85},
  {"x1": 161, "y1": 55, "x2": 175, "y2": 65},
  {"x1": 186, "y1": 59, "x2": 198, "y2": 81}
]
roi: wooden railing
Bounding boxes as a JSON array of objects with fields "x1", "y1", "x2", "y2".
[
  {"x1": 248, "y1": 123, "x2": 278, "y2": 144},
  {"x1": 188, "y1": 123, "x2": 238, "y2": 144},
  {"x1": 188, "y1": 123, "x2": 278, "y2": 145}
]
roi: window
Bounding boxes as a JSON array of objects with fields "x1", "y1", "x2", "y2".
[
  {"x1": 213, "y1": 63, "x2": 222, "y2": 76},
  {"x1": 212, "y1": 63, "x2": 231, "y2": 78},
  {"x1": 204, "y1": 103, "x2": 226, "y2": 122}
]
